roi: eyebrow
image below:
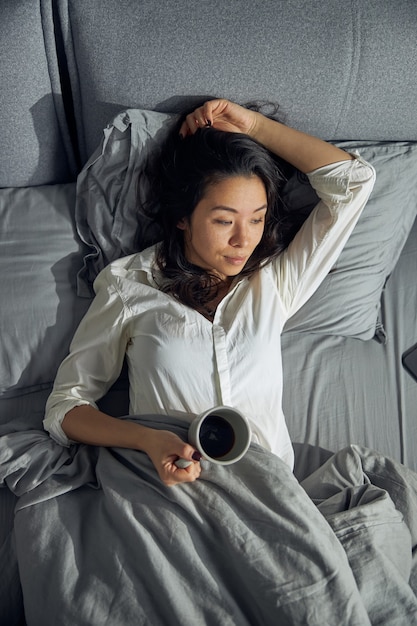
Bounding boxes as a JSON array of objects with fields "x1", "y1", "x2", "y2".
[{"x1": 210, "y1": 205, "x2": 268, "y2": 213}]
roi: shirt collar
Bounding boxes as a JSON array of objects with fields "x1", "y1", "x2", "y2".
[{"x1": 121, "y1": 244, "x2": 162, "y2": 289}]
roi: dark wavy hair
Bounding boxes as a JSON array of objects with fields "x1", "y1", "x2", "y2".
[{"x1": 145, "y1": 120, "x2": 292, "y2": 310}]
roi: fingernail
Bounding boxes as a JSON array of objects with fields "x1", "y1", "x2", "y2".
[
  {"x1": 192, "y1": 451, "x2": 202, "y2": 461},
  {"x1": 205, "y1": 119, "x2": 212, "y2": 127}
]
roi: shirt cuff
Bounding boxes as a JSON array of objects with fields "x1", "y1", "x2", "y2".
[
  {"x1": 43, "y1": 399, "x2": 96, "y2": 447},
  {"x1": 306, "y1": 153, "x2": 376, "y2": 201}
]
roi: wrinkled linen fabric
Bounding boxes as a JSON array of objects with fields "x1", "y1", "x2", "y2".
[
  {"x1": 1, "y1": 418, "x2": 417, "y2": 625},
  {"x1": 0, "y1": 417, "x2": 368, "y2": 626},
  {"x1": 302, "y1": 445, "x2": 417, "y2": 623}
]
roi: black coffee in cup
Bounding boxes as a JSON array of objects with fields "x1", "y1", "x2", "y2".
[
  {"x1": 175, "y1": 405, "x2": 251, "y2": 468},
  {"x1": 199, "y1": 415, "x2": 236, "y2": 458}
]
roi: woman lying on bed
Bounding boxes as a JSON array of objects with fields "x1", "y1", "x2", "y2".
[
  {"x1": 43, "y1": 98, "x2": 375, "y2": 484},
  {"x1": 15, "y1": 98, "x2": 412, "y2": 623}
]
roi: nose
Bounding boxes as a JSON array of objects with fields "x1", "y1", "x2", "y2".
[{"x1": 229, "y1": 223, "x2": 249, "y2": 248}]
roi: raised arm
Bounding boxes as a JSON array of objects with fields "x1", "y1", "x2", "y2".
[{"x1": 180, "y1": 98, "x2": 353, "y2": 173}]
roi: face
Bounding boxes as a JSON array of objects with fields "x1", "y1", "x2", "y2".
[{"x1": 178, "y1": 175, "x2": 268, "y2": 281}]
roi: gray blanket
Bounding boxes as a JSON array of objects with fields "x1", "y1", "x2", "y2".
[{"x1": 1, "y1": 416, "x2": 416, "y2": 625}]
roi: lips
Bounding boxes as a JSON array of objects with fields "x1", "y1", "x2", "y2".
[{"x1": 224, "y1": 256, "x2": 247, "y2": 265}]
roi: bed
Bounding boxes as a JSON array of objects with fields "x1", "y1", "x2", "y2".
[{"x1": 1, "y1": 1, "x2": 417, "y2": 624}]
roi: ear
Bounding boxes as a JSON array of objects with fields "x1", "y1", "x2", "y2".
[{"x1": 176, "y1": 218, "x2": 187, "y2": 230}]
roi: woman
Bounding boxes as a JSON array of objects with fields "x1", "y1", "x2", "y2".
[{"x1": 43, "y1": 99, "x2": 376, "y2": 486}]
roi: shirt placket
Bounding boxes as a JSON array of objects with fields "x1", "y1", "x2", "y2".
[{"x1": 212, "y1": 322, "x2": 232, "y2": 406}]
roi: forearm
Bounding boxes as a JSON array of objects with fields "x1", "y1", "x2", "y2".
[
  {"x1": 62, "y1": 405, "x2": 202, "y2": 486},
  {"x1": 250, "y1": 113, "x2": 353, "y2": 173},
  {"x1": 62, "y1": 405, "x2": 155, "y2": 451}
]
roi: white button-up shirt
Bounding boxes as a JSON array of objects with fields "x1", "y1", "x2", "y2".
[{"x1": 44, "y1": 156, "x2": 375, "y2": 469}]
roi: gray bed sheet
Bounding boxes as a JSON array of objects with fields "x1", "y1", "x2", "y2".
[
  {"x1": 1, "y1": 416, "x2": 416, "y2": 625},
  {"x1": 282, "y1": 217, "x2": 417, "y2": 474}
]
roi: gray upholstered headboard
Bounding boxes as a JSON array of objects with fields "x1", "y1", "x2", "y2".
[{"x1": 1, "y1": 0, "x2": 417, "y2": 189}]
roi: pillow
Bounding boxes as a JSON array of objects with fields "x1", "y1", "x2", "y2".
[
  {"x1": 74, "y1": 109, "x2": 417, "y2": 339},
  {"x1": 75, "y1": 110, "x2": 177, "y2": 297},
  {"x1": 0, "y1": 184, "x2": 90, "y2": 399},
  {"x1": 283, "y1": 141, "x2": 417, "y2": 340}
]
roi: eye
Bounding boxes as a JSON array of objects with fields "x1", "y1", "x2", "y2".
[
  {"x1": 251, "y1": 217, "x2": 264, "y2": 224},
  {"x1": 214, "y1": 219, "x2": 232, "y2": 226}
]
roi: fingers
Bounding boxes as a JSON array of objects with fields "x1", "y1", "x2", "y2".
[
  {"x1": 179, "y1": 99, "x2": 230, "y2": 136},
  {"x1": 148, "y1": 433, "x2": 203, "y2": 486},
  {"x1": 170, "y1": 453, "x2": 201, "y2": 484},
  {"x1": 179, "y1": 106, "x2": 213, "y2": 138},
  {"x1": 170, "y1": 442, "x2": 202, "y2": 482},
  {"x1": 178, "y1": 98, "x2": 255, "y2": 138},
  {"x1": 161, "y1": 455, "x2": 202, "y2": 487},
  {"x1": 175, "y1": 450, "x2": 203, "y2": 468}
]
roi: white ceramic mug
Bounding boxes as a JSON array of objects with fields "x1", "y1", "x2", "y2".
[{"x1": 175, "y1": 406, "x2": 251, "y2": 468}]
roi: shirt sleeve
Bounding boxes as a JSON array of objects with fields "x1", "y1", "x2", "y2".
[
  {"x1": 43, "y1": 268, "x2": 129, "y2": 446},
  {"x1": 273, "y1": 153, "x2": 376, "y2": 319}
]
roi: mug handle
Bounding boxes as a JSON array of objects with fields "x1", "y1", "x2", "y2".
[{"x1": 174, "y1": 458, "x2": 193, "y2": 469}]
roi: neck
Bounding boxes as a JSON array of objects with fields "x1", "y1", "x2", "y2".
[{"x1": 199, "y1": 277, "x2": 234, "y2": 320}]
